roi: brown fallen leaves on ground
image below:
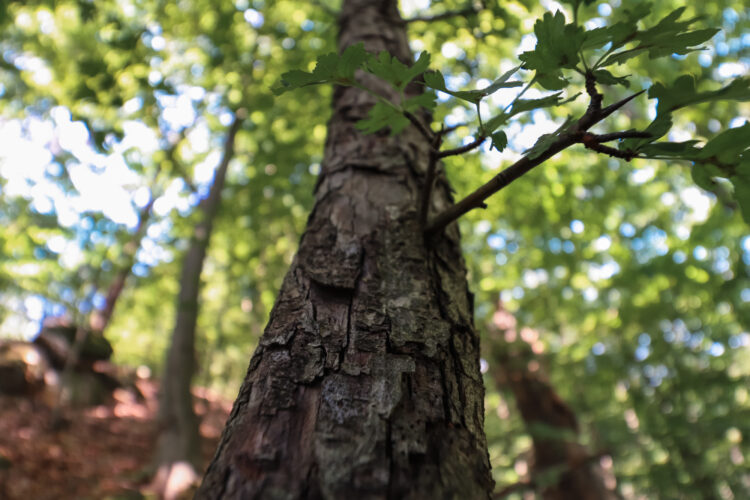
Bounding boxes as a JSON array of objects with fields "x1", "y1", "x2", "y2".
[{"x1": 0, "y1": 379, "x2": 231, "y2": 500}]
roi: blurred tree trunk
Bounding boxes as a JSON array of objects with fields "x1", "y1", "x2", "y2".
[
  {"x1": 487, "y1": 302, "x2": 620, "y2": 500},
  {"x1": 153, "y1": 114, "x2": 244, "y2": 498},
  {"x1": 197, "y1": 1, "x2": 493, "y2": 498}
]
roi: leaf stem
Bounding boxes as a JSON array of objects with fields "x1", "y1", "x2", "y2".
[{"x1": 503, "y1": 76, "x2": 536, "y2": 113}]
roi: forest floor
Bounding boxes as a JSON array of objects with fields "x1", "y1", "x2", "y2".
[{"x1": 0, "y1": 379, "x2": 232, "y2": 499}]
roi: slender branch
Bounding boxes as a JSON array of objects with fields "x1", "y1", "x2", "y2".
[
  {"x1": 596, "y1": 90, "x2": 647, "y2": 122},
  {"x1": 580, "y1": 130, "x2": 652, "y2": 160},
  {"x1": 438, "y1": 123, "x2": 464, "y2": 136},
  {"x1": 425, "y1": 131, "x2": 579, "y2": 235},
  {"x1": 404, "y1": 110, "x2": 436, "y2": 143},
  {"x1": 438, "y1": 135, "x2": 487, "y2": 158},
  {"x1": 426, "y1": 88, "x2": 649, "y2": 236},
  {"x1": 582, "y1": 141, "x2": 635, "y2": 160}
]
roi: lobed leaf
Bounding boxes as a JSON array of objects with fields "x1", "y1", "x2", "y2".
[
  {"x1": 649, "y1": 76, "x2": 750, "y2": 115},
  {"x1": 424, "y1": 69, "x2": 522, "y2": 105}
]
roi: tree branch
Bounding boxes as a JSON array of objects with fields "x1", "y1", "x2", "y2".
[
  {"x1": 426, "y1": 88, "x2": 648, "y2": 236},
  {"x1": 438, "y1": 135, "x2": 487, "y2": 158},
  {"x1": 404, "y1": 110, "x2": 435, "y2": 143},
  {"x1": 425, "y1": 131, "x2": 579, "y2": 236}
]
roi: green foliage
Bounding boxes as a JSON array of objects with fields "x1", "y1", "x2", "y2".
[
  {"x1": 274, "y1": 1, "x2": 748, "y2": 219},
  {"x1": 519, "y1": 11, "x2": 585, "y2": 88},
  {"x1": 424, "y1": 66, "x2": 523, "y2": 104}
]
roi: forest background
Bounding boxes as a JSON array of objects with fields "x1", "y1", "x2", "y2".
[{"x1": 0, "y1": 0, "x2": 749, "y2": 498}]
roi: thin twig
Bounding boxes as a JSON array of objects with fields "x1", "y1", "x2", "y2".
[
  {"x1": 596, "y1": 90, "x2": 647, "y2": 122},
  {"x1": 438, "y1": 135, "x2": 487, "y2": 158},
  {"x1": 404, "y1": 110, "x2": 435, "y2": 143},
  {"x1": 438, "y1": 123, "x2": 464, "y2": 136},
  {"x1": 582, "y1": 141, "x2": 635, "y2": 160},
  {"x1": 425, "y1": 131, "x2": 579, "y2": 235}
]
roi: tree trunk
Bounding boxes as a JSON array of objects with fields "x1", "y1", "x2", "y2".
[
  {"x1": 153, "y1": 114, "x2": 244, "y2": 498},
  {"x1": 198, "y1": 1, "x2": 493, "y2": 498},
  {"x1": 487, "y1": 303, "x2": 619, "y2": 500}
]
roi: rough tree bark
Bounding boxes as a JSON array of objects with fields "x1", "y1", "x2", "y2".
[
  {"x1": 198, "y1": 1, "x2": 493, "y2": 498},
  {"x1": 488, "y1": 303, "x2": 619, "y2": 500},
  {"x1": 153, "y1": 114, "x2": 244, "y2": 497}
]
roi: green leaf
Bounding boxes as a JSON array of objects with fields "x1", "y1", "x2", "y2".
[
  {"x1": 482, "y1": 93, "x2": 579, "y2": 135},
  {"x1": 338, "y1": 42, "x2": 369, "y2": 80},
  {"x1": 400, "y1": 52, "x2": 432, "y2": 90},
  {"x1": 583, "y1": 2, "x2": 650, "y2": 51},
  {"x1": 403, "y1": 92, "x2": 436, "y2": 112},
  {"x1": 423, "y1": 69, "x2": 522, "y2": 105},
  {"x1": 511, "y1": 92, "x2": 576, "y2": 114},
  {"x1": 691, "y1": 163, "x2": 723, "y2": 191},
  {"x1": 519, "y1": 11, "x2": 585, "y2": 72},
  {"x1": 621, "y1": 114, "x2": 672, "y2": 151},
  {"x1": 273, "y1": 43, "x2": 369, "y2": 95},
  {"x1": 592, "y1": 69, "x2": 630, "y2": 88},
  {"x1": 525, "y1": 117, "x2": 574, "y2": 159},
  {"x1": 599, "y1": 7, "x2": 719, "y2": 67},
  {"x1": 697, "y1": 122, "x2": 750, "y2": 164},
  {"x1": 490, "y1": 131, "x2": 508, "y2": 152},
  {"x1": 481, "y1": 65, "x2": 524, "y2": 94},
  {"x1": 731, "y1": 175, "x2": 750, "y2": 223},
  {"x1": 483, "y1": 113, "x2": 510, "y2": 135},
  {"x1": 536, "y1": 73, "x2": 569, "y2": 91},
  {"x1": 637, "y1": 140, "x2": 700, "y2": 157},
  {"x1": 355, "y1": 101, "x2": 409, "y2": 135},
  {"x1": 366, "y1": 50, "x2": 432, "y2": 91},
  {"x1": 649, "y1": 76, "x2": 750, "y2": 115}
]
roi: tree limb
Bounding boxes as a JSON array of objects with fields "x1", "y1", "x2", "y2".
[
  {"x1": 425, "y1": 88, "x2": 648, "y2": 236},
  {"x1": 438, "y1": 135, "x2": 487, "y2": 158},
  {"x1": 404, "y1": 110, "x2": 436, "y2": 143},
  {"x1": 425, "y1": 131, "x2": 579, "y2": 235}
]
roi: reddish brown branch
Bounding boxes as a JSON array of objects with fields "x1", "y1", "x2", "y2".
[
  {"x1": 425, "y1": 88, "x2": 648, "y2": 236},
  {"x1": 438, "y1": 135, "x2": 487, "y2": 158}
]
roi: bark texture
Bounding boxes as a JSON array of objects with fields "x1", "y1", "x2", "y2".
[
  {"x1": 154, "y1": 115, "x2": 243, "y2": 494},
  {"x1": 488, "y1": 304, "x2": 619, "y2": 500},
  {"x1": 197, "y1": 1, "x2": 493, "y2": 498}
]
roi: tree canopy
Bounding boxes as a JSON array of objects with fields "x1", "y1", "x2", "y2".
[{"x1": 1, "y1": 0, "x2": 748, "y2": 497}]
